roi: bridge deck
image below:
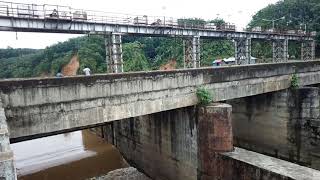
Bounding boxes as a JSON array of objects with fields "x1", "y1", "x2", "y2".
[
  {"x1": 0, "y1": 1, "x2": 314, "y2": 40},
  {"x1": 0, "y1": 16, "x2": 312, "y2": 41},
  {"x1": 1, "y1": 61, "x2": 320, "y2": 141}
]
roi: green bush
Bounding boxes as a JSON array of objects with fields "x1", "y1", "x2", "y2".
[
  {"x1": 196, "y1": 87, "x2": 213, "y2": 105},
  {"x1": 291, "y1": 74, "x2": 299, "y2": 89}
]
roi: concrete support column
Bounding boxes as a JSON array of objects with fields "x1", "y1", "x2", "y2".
[
  {"x1": 0, "y1": 99, "x2": 16, "y2": 180},
  {"x1": 272, "y1": 39, "x2": 288, "y2": 63},
  {"x1": 183, "y1": 36, "x2": 200, "y2": 68},
  {"x1": 289, "y1": 87, "x2": 320, "y2": 166},
  {"x1": 234, "y1": 37, "x2": 251, "y2": 65},
  {"x1": 301, "y1": 40, "x2": 316, "y2": 61},
  {"x1": 198, "y1": 103, "x2": 233, "y2": 179},
  {"x1": 105, "y1": 33, "x2": 123, "y2": 73}
]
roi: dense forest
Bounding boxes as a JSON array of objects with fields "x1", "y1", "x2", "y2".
[
  {"x1": 0, "y1": 26, "x2": 234, "y2": 78},
  {"x1": 0, "y1": 0, "x2": 318, "y2": 79}
]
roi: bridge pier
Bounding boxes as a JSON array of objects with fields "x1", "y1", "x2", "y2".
[
  {"x1": 273, "y1": 39, "x2": 288, "y2": 62},
  {"x1": 234, "y1": 37, "x2": 252, "y2": 64},
  {"x1": 98, "y1": 102, "x2": 320, "y2": 179},
  {"x1": 0, "y1": 99, "x2": 16, "y2": 180},
  {"x1": 229, "y1": 87, "x2": 320, "y2": 170},
  {"x1": 198, "y1": 103, "x2": 234, "y2": 179},
  {"x1": 102, "y1": 104, "x2": 234, "y2": 180},
  {"x1": 105, "y1": 33, "x2": 123, "y2": 73},
  {"x1": 183, "y1": 36, "x2": 200, "y2": 68},
  {"x1": 301, "y1": 40, "x2": 316, "y2": 61}
]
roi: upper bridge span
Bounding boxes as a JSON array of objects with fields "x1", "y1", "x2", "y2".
[
  {"x1": 1, "y1": 61, "x2": 320, "y2": 142},
  {"x1": 0, "y1": 1, "x2": 314, "y2": 40}
]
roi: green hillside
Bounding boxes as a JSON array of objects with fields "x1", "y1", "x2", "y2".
[{"x1": 0, "y1": 28, "x2": 234, "y2": 79}]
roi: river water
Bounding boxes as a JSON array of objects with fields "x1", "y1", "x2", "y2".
[{"x1": 11, "y1": 130, "x2": 128, "y2": 180}]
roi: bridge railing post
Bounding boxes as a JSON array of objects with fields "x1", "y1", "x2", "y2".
[
  {"x1": 272, "y1": 39, "x2": 288, "y2": 63},
  {"x1": 234, "y1": 37, "x2": 251, "y2": 65},
  {"x1": 105, "y1": 33, "x2": 123, "y2": 73},
  {"x1": 0, "y1": 99, "x2": 17, "y2": 180},
  {"x1": 301, "y1": 40, "x2": 315, "y2": 61},
  {"x1": 183, "y1": 36, "x2": 200, "y2": 68}
]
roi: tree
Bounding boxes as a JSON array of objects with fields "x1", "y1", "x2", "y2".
[
  {"x1": 123, "y1": 42, "x2": 150, "y2": 72},
  {"x1": 201, "y1": 39, "x2": 234, "y2": 66},
  {"x1": 248, "y1": 0, "x2": 320, "y2": 58}
]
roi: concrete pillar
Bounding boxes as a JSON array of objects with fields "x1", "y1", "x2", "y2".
[
  {"x1": 105, "y1": 33, "x2": 123, "y2": 73},
  {"x1": 198, "y1": 103, "x2": 233, "y2": 179},
  {"x1": 289, "y1": 87, "x2": 320, "y2": 166},
  {"x1": 301, "y1": 40, "x2": 316, "y2": 61},
  {"x1": 234, "y1": 37, "x2": 251, "y2": 64},
  {"x1": 229, "y1": 87, "x2": 320, "y2": 169},
  {"x1": 272, "y1": 39, "x2": 288, "y2": 63},
  {"x1": 183, "y1": 36, "x2": 200, "y2": 68},
  {"x1": 0, "y1": 99, "x2": 17, "y2": 180}
]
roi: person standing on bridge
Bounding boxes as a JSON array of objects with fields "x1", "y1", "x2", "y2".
[
  {"x1": 83, "y1": 67, "x2": 91, "y2": 76},
  {"x1": 56, "y1": 68, "x2": 64, "y2": 77}
]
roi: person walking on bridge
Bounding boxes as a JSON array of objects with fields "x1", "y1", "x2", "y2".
[{"x1": 83, "y1": 67, "x2": 91, "y2": 76}]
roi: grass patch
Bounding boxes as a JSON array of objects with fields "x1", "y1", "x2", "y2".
[{"x1": 196, "y1": 87, "x2": 213, "y2": 105}]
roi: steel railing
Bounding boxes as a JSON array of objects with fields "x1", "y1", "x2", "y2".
[{"x1": 0, "y1": 1, "x2": 316, "y2": 36}]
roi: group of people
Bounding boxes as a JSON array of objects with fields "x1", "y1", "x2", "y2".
[{"x1": 56, "y1": 67, "x2": 91, "y2": 77}]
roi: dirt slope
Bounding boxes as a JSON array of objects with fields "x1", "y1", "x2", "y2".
[
  {"x1": 159, "y1": 59, "x2": 177, "y2": 70},
  {"x1": 62, "y1": 54, "x2": 80, "y2": 76}
]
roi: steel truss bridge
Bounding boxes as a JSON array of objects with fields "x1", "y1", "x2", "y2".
[{"x1": 0, "y1": 1, "x2": 316, "y2": 73}]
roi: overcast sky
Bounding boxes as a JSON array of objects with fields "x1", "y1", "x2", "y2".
[{"x1": 0, "y1": 0, "x2": 279, "y2": 49}]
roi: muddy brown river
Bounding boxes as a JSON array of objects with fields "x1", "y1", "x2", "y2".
[{"x1": 11, "y1": 130, "x2": 127, "y2": 180}]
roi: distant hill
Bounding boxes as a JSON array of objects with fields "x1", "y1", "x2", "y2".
[
  {"x1": 0, "y1": 35, "x2": 106, "y2": 78},
  {"x1": 0, "y1": 48, "x2": 39, "y2": 59},
  {"x1": 0, "y1": 33, "x2": 234, "y2": 79}
]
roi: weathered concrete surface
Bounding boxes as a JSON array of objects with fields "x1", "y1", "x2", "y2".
[
  {"x1": 228, "y1": 87, "x2": 320, "y2": 170},
  {"x1": 221, "y1": 147, "x2": 320, "y2": 180},
  {"x1": 89, "y1": 167, "x2": 151, "y2": 180},
  {"x1": 2, "y1": 61, "x2": 320, "y2": 141},
  {"x1": 0, "y1": 99, "x2": 16, "y2": 180},
  {"x1": 198, "y1": 103, "x2": 233, "y2": 153},
  {"x1": 198, "y1": 103, "x2": 234, "y2": 179},
  {"x1": 102, "y1": 105, "x2": 320, "y2": 180},
  {"x1": 105, "y1": 106, "x2": 198, "y2": 180}
]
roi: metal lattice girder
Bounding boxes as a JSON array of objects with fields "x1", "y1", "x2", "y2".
[
  {"x1": 272, "y1": 39, "x2": 288, "y2": 63},
  {"x1": 234, "y1": 37, "x2": 251, "y2": 65},
  {"x1": 183, "y1": 36, "x2": 200, "y2": 68},
  {"x1": 301, "y1": 40, "x2": 315, "y2": 61},
  {"x1": 105, "y1": 33, "x2": 123, "y2": 73}
]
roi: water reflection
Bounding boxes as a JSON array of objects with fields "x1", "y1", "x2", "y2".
[{"x1": 11, "y1": 130, "x2": 127, "y2": 180}]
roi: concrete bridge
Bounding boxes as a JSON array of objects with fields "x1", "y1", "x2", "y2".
[
  {"x1": 0, "y1": 1, "x2": 319, "y2": 179},
  {"x1": 1, "y1": 61, "x2": 320, "y2": 179},
  {"x1": 0, "y1": 1, "x2": 316, "y2": 70},
  {"x1": 0, "y1": 60, "x2": 319, "y2": 141}
]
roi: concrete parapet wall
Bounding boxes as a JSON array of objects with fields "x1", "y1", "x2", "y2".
[
  {"x1": 220, "y1": 147, "x2": 320, "y2": 180},
  {"x1": 1, "y1": 61, "x2": 320, "y2": 140}
]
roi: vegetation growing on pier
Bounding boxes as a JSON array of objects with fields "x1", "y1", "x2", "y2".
[
  {"x1": 291, "y1": 74, "x2": 299, "y2": 88},
  {"x1": 196, "y1": 87, "x2": 213, "y2": 105}
]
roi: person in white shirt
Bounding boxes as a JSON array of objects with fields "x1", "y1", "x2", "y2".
[{"x1": 83, "y1": 67, "x2": 91, "y2": 76}]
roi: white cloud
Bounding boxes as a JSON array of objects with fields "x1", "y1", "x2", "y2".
[{"x1": 0, "y1": 0, "x2": 279, "y2": 48}]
